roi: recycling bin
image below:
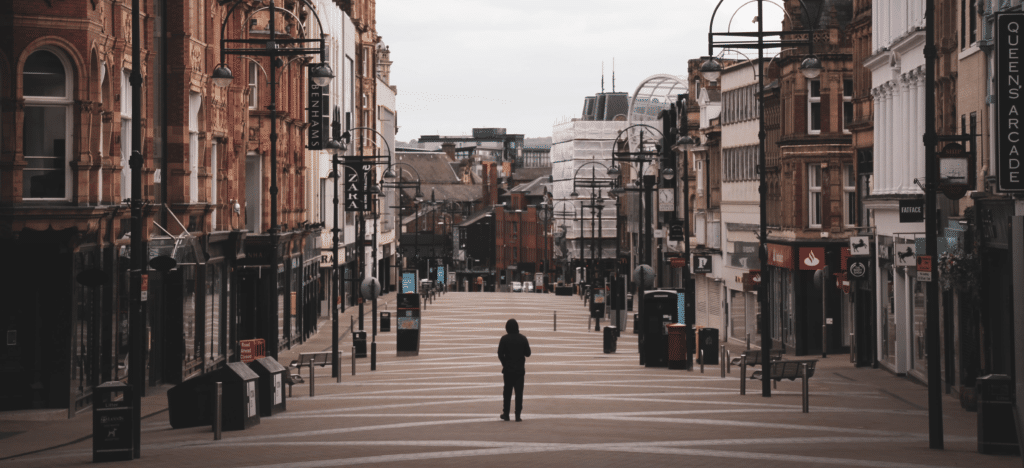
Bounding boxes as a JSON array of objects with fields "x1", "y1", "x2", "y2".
[
  {"x1": 93, "y1": 381, "x2": 133, "y2": 462},
  {"x1": 353, "y1": 331, "x2": 367, "y2": 358},
  {"x1": 248, "y1": 357, "x2": 287, "y2": 417},
  {"x1": 603, "y1": 326, "x2": 618, "y2": 353},
  {"x1": 167, "y1": 362, "x2": 261, "y2": 431},
  {"x1": 977, "y1": 374, "x2": 1020, "y2": 454},
  {"x1": 667, "y1": 324, "x2": 689, "y2": 370},
  {"x1": 381, "y1": 312, "x2": 391, "y2": 332},
  {"x1": 698, "y1": 328, "x2": 719, "y2": 365}
]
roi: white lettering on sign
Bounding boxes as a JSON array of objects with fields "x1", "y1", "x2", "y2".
[{"x1": 999, "y1": 14, "x2": 1024, "y2": 191}]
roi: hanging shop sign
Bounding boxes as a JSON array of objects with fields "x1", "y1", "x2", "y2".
[
  {"x1": 997, "y1": 13, "x2": 1024, "y2": 192},
  {"x1": 848, "y1": 236, "x2": 870, "y2": 256},
  {"x1": 848, "y1": 258, "x2": 870, "y2": 280},
  {"x1": 894, "y1": 242, "x2": 916, "y2": 267},
  {"x1": 899, "y1": 199, "x2": 925, "y2": 223},
  {"x1": 798, "y1": 247, "x2": 825, "y2": 270},
  {"x1": 766, "y1": 243, "x2": 794, "y2": 269},
  {"x1": 307, "y1": 79, "x2": 329, "y2": 150},
  {"x1": 692, "y1": 254, "x2": 713, "y2": 273}
]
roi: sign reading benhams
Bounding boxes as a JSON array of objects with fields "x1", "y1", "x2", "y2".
[{"x1": 998, "y1": 13, "x2": 1024, "y2": 192}]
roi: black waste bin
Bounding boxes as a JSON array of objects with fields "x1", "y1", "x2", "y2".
[
  {"x1": 381, "y1": 312, "x2": 391, "y2": 332},
  {"x1": 167, "y1": 362, "x2": 261, "y2": 431},
  {"x1": 353, "y1": 331, "x2": 367, "y2": 358},
  {"x1": 93, "y1": 381, "x2": 133, "y2": 462},
  {"x1": 248, "y1": 357, "x2": 287, "y2": 417},
  {"x1": 698, "y1": 328, "x2": 719, "y2": 365},
  {"x1": 627, "y1": 294, "x2": 633, "y2": 311},
  {"x1": 977, "y1": 374, "x2": 1020, "y2": 454},
  {"x1": 603, "y1": 326, "x2": 618, "y2": 353},
  {"x1": 633, "y1": 313, "x2": 639, "y2": 334}
]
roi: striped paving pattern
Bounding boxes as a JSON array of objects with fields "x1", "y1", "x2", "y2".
[{"x1": 6, "y1": 292, "x2": 1017, "y2": 467}]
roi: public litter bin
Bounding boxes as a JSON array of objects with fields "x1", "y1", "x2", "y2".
[
  {"x1": 353, "y1": 331, "x2": 368, "y2": 358},
  {"x1": 633, "y1": 313, "x2": 639, "y2": 334},
  {"x1": 603, "y1": 326, "x2": 618, "y2": 353},
  {"x1": 167, "y1": 362, "x2": 261, "y2": 431},
  {"x1": 977, "y1": 374, "x2": 1020, "y2": 454},
  {"x1": 93, "y1": 381, "x2": 133, "y2": 463},
  {"x1": 248, "y1": 357, "x2": 287, "y2": 417},
  {"x1": 698, "y1": 328, "x2": 719, "y2": 365},
  {"x1": 667, "y1": 324, "x2": 689, "y2": 370},
  {"x1": 627, "y1": 294, "x2": 634, "y2": 311},
  {"x1": 381, "y1": 312, "x2": 391, "y2": 332}
]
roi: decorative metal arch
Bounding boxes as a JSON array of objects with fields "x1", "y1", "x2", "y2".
[{"x1": 626, "y1": 74, "x2": 687, "y2": 151}]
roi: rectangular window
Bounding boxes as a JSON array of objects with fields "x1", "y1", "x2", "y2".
[
  {"x1": 843, "y1": 78, "x2": 853, "y2": 133},
  {"x1": 189, "y1": 92, "x2": 202, "y2": 204},
  {"x1": 211, "y1": 141, "x2": 218, "y2": 228},
  {"x1": 969, "y1": 0, "x2": 977, "y2": 45},
  {"x1": 808, "y1": 164, "x2": 822, "y2": 228},
  {"x1": 843, "y1": 163, "x2": 856, "y2": 227},
  {"x1": 248, "y1": 61, "x2": 258, "y2": 109},
  {"x1": 23, "y1": 106, "x2": 68, "y2": 199},
  {"x1": 808, "y1": 79, "x2": 821, "y2": 134},
  {"x1": 121, "y1": 69, "x2": 132, "y2": 202}
]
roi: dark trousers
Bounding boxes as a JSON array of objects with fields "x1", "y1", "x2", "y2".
[{"x1": 502, "y1": 371, "x2": 525, "y2": 416}]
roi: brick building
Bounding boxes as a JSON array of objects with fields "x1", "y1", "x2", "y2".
[{"x1": 0, "y1": 0, "x2": 335, "y2": 414}]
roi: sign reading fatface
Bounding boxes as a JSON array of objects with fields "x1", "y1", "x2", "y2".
[
  {"x1": 899, "y1": 199, "x2": 924, "y2": 223},
  {"x1": 997, "y1": 13, "x2": 1024, "y2": 192}
]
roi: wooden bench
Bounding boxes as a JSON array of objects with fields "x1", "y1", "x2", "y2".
[{"x1": 287, "y1": 352, "x2": 331, "y2": 397}]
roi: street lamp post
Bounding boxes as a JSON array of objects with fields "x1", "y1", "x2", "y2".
[
  {"x1": 214, "y1": 0, "x2": 334, "y2": 362},
  {"x1": 572, "y1": 162, "x2": 616, "y2": 330},
  {"x1": 538, "y1": 200, "x2": 552, "y2": 292},
  {"x1": 701, "y1": 0, "x2": 820, "y2": 397},
  {"x1": 382, "y1": 163, "x2": 425, "y2": 295},
  {"x1": 554, "y1": 201, "x2": 576, "y2": 286},
  {"x1": 610, "y1": 124, "x2": 663, "y2": 366}
]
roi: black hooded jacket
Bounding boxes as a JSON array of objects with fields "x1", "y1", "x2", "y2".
[{"x1": 497, "y1": 319, "x2": 531, "y2": 374}]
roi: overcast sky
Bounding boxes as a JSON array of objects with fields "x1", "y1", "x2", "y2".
[{"x1": 377, "y1": 0, "x2": 785, "y2": 142}]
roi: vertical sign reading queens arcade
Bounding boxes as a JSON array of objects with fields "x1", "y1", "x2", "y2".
[{"x1": 998, "y1": 13, "x2": 1024, "y2": 192}]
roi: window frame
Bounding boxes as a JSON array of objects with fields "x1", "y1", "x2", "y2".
[
  {"x1": 843, "y1": 163, "x2": 856, "y2": 227},
  {"x1": 808, "y1": 163, "x2": 822, "y2": 229},
  {"x1": 248, "y1": 61, "x2": 259, "y2": 109},
  {"x1": 808, "y1": 79, "x2": 822, "y2": 135},
  {"x1": 120, "y1": 68, "x2": 133, "y2": 203},
  {"x1": 842, "y1": 78, "x2": 853, "y2": 133},
  {"x1": 23, "y1": 48, "x2": 74, "y2": 201}
]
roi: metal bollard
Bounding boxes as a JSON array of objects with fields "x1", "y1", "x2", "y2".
[
  {"x1": 336, "y1": 351, "x2": 342, "y2": 383},
  {"x1": 310, "y1": 361, "x2": 315, "y2": 397},
  {"x1": 700, "y1": 349, "x2": 705, "y2": 373},
  {"x1": 746, "y1": 334, "x2": 751, "y2": 350},
  {"x1": 214, "y1": 382, "x2": 223, "y2": 440},
  {"x1": 740, "y1": 355, "x2": 747, "y2": 395},
  {"x1": 802, "y1": 363, "x2": 810, "y2": 413},
  {"x1": 351, "y1": 346, "x2": 356, "y2": 376},
  {"x1": 720, "y1": 345, "x2": 726, "y2": 378},
  {"x1": 553, "y1": 311, "x2": 557, "y2": 331},
  {"x1": 726, "y1": 349, "x2": 731, "y2": 374}
]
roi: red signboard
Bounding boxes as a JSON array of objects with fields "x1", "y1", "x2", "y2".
[
  {"x1": 670, "y1": 257, "x2": 687, "y2": 268},
  {"x1": 917, "y1": 255, "x2": 932, "y2": 272},
  {"x1": 766, "y1": 244, "x2": 794, "y2": 269},
  {"x1": 742, "y1": 270, "x2": 761, "y2": 291},
  {"x1": 798, "y1": 247, "x2": 825, "y2": 270}
]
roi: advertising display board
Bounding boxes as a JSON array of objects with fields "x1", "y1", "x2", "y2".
[{"x1": 396, "y1": 293, "x2": 421, "y2": 356}]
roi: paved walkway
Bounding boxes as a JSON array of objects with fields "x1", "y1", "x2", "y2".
[{"x1": 1, "y1": 291, "x2": 1020, "y2": 467}]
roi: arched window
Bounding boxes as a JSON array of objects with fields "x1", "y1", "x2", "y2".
[{"x1": 23, "y1": 49, "x2": 72, "y2": 199}]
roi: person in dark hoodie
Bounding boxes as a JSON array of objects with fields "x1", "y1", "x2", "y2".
[{"x1": 497, "y1": 318, "x2": 531, "y2": 422}]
